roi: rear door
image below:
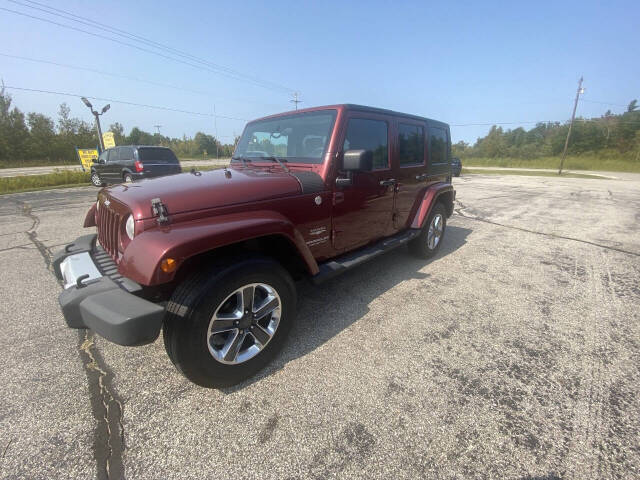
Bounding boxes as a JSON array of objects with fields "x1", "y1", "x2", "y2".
[
  {"x1": 104, "y1": 148, "x2": 120, "y2": 181},
  {"x1": 392, "y1": 119, "x2": 427, "y2": 230},
  {"x1": 427, "y1": 125, "x2": 451, "y2": 180},
  {"x1": 137, "y1": 147, "x2": 181, "y2": 178},
  {"x1": 119, "y1": 146, "x2": 135, "y2": 174},
  {"x1": 331, "y1": 114, "x2": 396, "y2": 252}
]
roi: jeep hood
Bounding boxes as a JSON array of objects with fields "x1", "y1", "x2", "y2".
[{"x1": 104, "y1": 167, "x2": 302, "y2": 219}]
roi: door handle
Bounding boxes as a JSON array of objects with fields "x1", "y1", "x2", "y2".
[
  {"x1": 415, "y1": 173, "x2": 427, "y2": 181},
  {"x1": 379, "y1": 179, "x2": 396, "y2": 187}
]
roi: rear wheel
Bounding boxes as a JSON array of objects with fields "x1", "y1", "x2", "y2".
[
  {"x1": 163, "y1": 256, "x2": 296, "y2": 388},
  {"x1": 124, "y1": 173, "x2": 133, "y2": 183},
  {"x1": 91, "y1": 170, "x2": 104, "y2": 187},
  {"x1": 409, "y1": 202, "x2": 447, "y2": 258}
]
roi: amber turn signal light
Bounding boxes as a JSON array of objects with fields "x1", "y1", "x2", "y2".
[{"x1": 160, "y1": 258, "x2": 177, "y2": 273}]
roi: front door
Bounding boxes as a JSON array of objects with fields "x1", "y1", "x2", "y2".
[{"x1": 331, "y1": 115, "x2": 396, "y2": 252}]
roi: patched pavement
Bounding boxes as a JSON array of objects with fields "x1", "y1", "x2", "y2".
[{"x1": 1, "y1": 173, "x2": 638, "y2": 479}]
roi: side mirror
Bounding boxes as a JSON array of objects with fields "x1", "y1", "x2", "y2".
[{"x1": 343, "y1": 149, "x2": 373, "y2": 172}]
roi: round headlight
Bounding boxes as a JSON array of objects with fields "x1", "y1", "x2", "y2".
[{"x1": 125, "y1": 215, "x2": 135, "y2": 240}]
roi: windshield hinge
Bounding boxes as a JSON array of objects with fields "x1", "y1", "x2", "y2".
[{"x1": 151, "y1": 197, "x2": 169, "y2": 225}]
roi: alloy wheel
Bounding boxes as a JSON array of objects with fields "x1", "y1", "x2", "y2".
[
  {"x1": 207, "y1": 283, "x2": 281, "y2": 365},
  {"x1": 427, "y1": 213, "x2": 444, "y2": 250}
]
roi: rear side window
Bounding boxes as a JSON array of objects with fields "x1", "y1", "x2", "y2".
[
  {"x1": 120, "y1": 147, "x2": 134, "y2": 161},
  {"x1": 343, "y1": 118, "x2": 388, "y2": 169},
  {"x1": 137, "y1": 148, "x2": 179, "y2": 164},
  {"x1": 398, "y1": 123, "x2": 424, "y2": 166},
  {"x1": 429, "y1": 127, "x2": 448, "y2": 164}
]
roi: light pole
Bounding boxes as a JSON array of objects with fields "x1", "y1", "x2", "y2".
[{"x1": 81, "y1": 97, "x2": 110, "y2": 151}]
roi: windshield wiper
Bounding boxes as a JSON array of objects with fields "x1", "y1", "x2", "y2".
[{"x1": 263, "y1": 155, "x2": 290, "y2": 173}]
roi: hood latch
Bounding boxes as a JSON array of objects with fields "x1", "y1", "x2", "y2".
[{"x1": 151, "y1": 197, "x2": 169, "y2": 225}]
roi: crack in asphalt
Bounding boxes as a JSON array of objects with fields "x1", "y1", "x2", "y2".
[
  {"x1": 453, "y1": 200, "x2": 640, "y2": 258},
  {"x1": 13, "y1": 199, "x2": 126, "y2": 480}
]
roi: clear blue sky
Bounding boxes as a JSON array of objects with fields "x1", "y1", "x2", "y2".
[{"x1": 1, "y1": 0, "x2": 638, "y2": 145}]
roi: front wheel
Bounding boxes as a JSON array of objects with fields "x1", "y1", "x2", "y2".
[
  {"x1": 163, "y1": 256, "x2": 296, "y2": 388},
  {"x1": 409, "y1": 202, "x2": 447, "y2": 258},
  {"x1": 90, "y1": 170, "x2": 104, "y2": 187}
]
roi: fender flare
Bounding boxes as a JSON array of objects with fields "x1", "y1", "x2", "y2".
[
  {"x1": 118, "y1": 210, "x2": 318, "y2": 286},
  {"x1": 410, "y1": 183, "x2": 455, "y2": 229}
]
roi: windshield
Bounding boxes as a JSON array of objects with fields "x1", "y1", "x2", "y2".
[{"x1": 234, "y1": 110, "x2": 337, "y2": 164}]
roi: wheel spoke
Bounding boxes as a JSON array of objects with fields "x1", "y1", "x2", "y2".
[
  {"x1": 250, "y1": 324, "x2": 272, "y2": 346},
  {"x1": 222, "y1": 330, "x2": 246, "y2": 362},
  {"x1": 241, "y1": 286, "x2": 255, "y2": 314},
  {"x1": 254, "y1": 295, "x2": 279, "y2": 320},
  {"x1": 209, "y1": 318, "x2": 237, "y2": 333}
]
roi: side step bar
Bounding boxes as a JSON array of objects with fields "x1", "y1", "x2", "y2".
[{"x1": 311, "y1": 229, "x2": 421, "y2": 284}]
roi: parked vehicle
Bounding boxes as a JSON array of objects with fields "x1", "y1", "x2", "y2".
[
  {"x1": 91, "y1": 145, "x2": 181, "y2": 186},
  {"x1": 452, "y1": 157, "x2": 462, "y2": 177},
  {"x1": 54, "y1": 104, "x2": 455, "y2": 388}
]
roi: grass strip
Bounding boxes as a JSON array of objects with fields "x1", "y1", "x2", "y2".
[
  {"x1": 460, "y1": 168, "x2": 604, "y2": 179},
  {"x1": 0, "y1": 170, "x2": 92, "y2": 194},
  {"x1": 462, "y1": 155, "x2": 640, "y2": 173}
]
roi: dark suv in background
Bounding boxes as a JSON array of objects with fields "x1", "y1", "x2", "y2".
[
  {"x1": 91, "y1": 145, "x2": 182, "y2": 186},
  {"x1": 451, "y1": 157, "x2": 462, "y2": 177}
]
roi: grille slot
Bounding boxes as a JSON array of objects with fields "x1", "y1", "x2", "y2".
[
  {"x1": 97, "y1": 204, "x2": 121, "y2": 261},
  {"x1": 92, "y1": 244, "x2": 141, "y2": 293}
]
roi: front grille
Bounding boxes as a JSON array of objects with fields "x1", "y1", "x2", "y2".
[{"x1": 97, "y1": 204, "x2": 121, "y2": 261}]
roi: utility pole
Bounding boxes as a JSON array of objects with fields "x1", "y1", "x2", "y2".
[
  {"x1": 213, "y1": 104, "x2": 219, "y2": 159},
  {"x1": 558, "y1": 77, "x2": 584, "y2": 175},
  {"x1": 154, "y1": 125, "x2": 162, "y2": 135},
  {"x1": 81, "y1": 97, "x2": 110, "y2": 151},
  {"x1": 290, "y1": 92, "x2": 302, "y2": 110}
]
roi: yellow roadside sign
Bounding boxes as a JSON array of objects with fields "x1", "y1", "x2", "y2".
[
  {"x1": 103, "y1": 131, "x2": 116, "y2": 149},
  {"x1": 76, "y1": 148, "x2": 99, "y2": 171}
]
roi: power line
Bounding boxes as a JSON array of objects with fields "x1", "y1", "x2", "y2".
[
  {"x1": 0, "y1": 52, "x2": 286, "y2": 110},
  {"x1": 10, "y1": 0, "x2": 293, "y2": 94},
  {"x1": 451, "y1": 118, "x2": 640, "y2": 127},
  {"x1": 0, "y1": 5, "x2": 293, "y2": 94},
  {"x1": 580, "y1": 99, "x2": 630, "y2": 108},
  {"x1": 2, "y1": 85, "x2": 249, "y2": 121}
]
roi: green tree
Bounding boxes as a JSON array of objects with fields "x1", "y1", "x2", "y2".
[
  {"x1": 27, "y1": 112, "x2": 56, "y2": 159},
  {"x1": 0, "y1": 88, "x2": 29, "y2": 162}
]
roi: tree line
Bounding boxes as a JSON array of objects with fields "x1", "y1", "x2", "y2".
[
  {"x1": 453, "y1": 100, "x2": 640, "y2": 161},
  {"x1": 0, "y1": 88, "x2": 237, "y2": 166}
]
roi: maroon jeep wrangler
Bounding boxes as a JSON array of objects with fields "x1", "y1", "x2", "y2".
[{"x1": 53, "y1": 104, "x2": 455, "y2": 388}]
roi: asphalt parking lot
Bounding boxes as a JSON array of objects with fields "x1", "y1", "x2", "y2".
[{"x1": 1, "y1": 172, "x2": 639, "y2": 480}]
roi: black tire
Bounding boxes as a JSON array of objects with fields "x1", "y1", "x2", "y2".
[
  {"x1": 90, "y1": 170, "x2": 104, "y2": 187},
  {"x1": 124, "y1": 173, "x2": 133, "y2": 183},
  {"x1": 409, "y1": 202, "x2": 447, "y2": 259},
  {"x1": 163, "y1": 256, "x2": 296, "y2": 388},
  {"x1": 454, "y1": 170, "x2": 461, "y2": 177}
]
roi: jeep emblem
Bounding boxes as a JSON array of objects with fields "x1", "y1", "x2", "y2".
[{"x1": 314, "y1": 196, "x2": 322, "y2": 206}]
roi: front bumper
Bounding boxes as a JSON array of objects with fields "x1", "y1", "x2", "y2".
[{"x1": 53, "y1": 234, "x2": 165, "y2": 346}]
